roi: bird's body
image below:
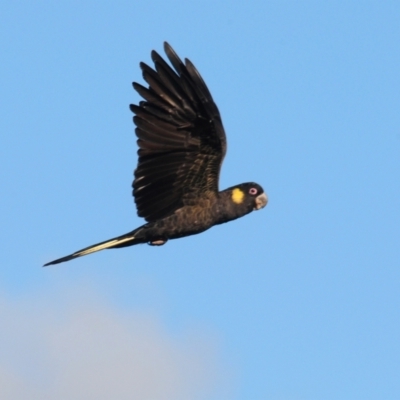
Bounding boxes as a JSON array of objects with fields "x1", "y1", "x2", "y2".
[{"x1": 44, "y1": 43, "x2": 267, "y2": 266}]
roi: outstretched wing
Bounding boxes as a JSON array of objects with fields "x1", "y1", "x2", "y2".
[{"x1": 130, "y1": 42, "x2": 227, "y2": 223}]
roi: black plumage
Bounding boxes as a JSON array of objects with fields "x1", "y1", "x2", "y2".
[{"x1": 44, "y1": 42, "x2": 267, "y2": 266}]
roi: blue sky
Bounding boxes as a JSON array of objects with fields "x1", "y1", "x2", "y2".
[{"x1": 1, "y1": 1, "x2": 399, "y2": 399}]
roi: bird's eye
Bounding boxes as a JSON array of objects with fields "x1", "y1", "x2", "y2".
[{"x1": 249, "y1": 187, "x2": 258, "y2": 195}]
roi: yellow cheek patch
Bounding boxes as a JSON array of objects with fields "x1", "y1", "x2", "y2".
[{"x1": 232, "y1": 188, "x2": 245, "y2": 204}]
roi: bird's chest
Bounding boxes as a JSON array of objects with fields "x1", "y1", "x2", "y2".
[
  {"x1": 159, "y1": 203, "x2": 216, "y2": 239},
  {"x1": 179, "y1": 206, "x2": 215, "y2": 229}
]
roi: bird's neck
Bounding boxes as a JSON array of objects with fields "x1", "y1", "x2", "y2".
[{"x1": 212, "y1": 191, "x2": 251, "y2": 225}]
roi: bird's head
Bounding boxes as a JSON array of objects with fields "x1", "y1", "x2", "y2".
[
  {"x1": 229, "y1": 182, "x2": 268, "y2": 211},
  {"x1": 218, "y1": 182, "x2": 267, "y2": 223}
]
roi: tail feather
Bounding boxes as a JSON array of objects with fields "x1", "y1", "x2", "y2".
[{"x1": 43, "y1": 230, "x2": 144, "y2": 266}]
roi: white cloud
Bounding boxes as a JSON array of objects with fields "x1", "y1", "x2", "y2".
[{"x1": 0, "y1": 288, "x2": 230, "y2": 400}]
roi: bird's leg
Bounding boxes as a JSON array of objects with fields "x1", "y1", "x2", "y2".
[{"x1": 148, "y1": 239, "x2": 168, "y2": 246}]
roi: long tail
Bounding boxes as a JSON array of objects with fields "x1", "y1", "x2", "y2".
[{"x1": 43, "y1": 228, "x2": 146, "y2": 266}]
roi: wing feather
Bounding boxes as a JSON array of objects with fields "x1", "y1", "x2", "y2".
[{"x1": 130, "y1": 42, "x2": 227, "y2": 222}]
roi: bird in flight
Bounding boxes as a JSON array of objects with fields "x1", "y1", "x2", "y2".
[{"x1": 44, "y1": 42, "x2": 267, "y2": 266}]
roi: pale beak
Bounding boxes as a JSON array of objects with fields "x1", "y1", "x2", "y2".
[{"x1": 255, "y1": 192, "x2": 268, "y2": 210}]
